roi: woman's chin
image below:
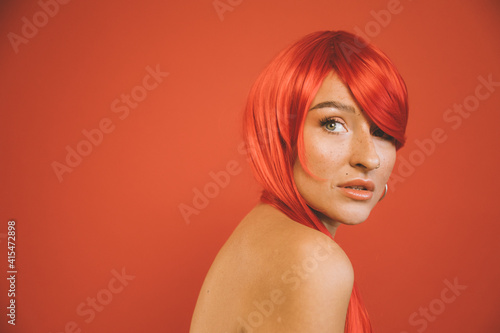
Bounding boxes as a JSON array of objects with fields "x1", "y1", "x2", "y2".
[{"x1": 315, "y1": 209, "x2": 372, "y2": 227}]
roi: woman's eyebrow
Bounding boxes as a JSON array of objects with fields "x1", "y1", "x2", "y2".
[{"x1": 309, "y1": 100, "x2": 355, "y2": 113}]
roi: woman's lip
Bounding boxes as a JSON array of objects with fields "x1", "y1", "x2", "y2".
[
  {"x1": 337, "y1": 178, "x2": 375, "y2": 191},
  {"x1": 337, "y1": 187, "x2": 373, "y2": 200}
]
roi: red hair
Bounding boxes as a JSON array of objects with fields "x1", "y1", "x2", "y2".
[{"x1": 242, "y1": 31, "x2": 408, "y2": 332}]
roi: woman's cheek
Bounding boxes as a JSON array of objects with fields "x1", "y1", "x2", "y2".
[{"x1": 306, "y1": 138, "x2": 341, "y2": 176}]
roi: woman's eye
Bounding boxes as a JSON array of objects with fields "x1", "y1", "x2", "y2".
[
  {"x1": 372, "y1": 128, "x2": 394, "y2": 141},
  {"x1": 321, "y1": 118, "x2": 346, "y2": 134}
]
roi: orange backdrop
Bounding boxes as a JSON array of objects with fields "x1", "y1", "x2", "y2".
[{"x1": 1, "y1": 0, "x2": 499, "y2": 332}]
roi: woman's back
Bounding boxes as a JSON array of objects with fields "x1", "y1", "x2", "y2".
[
  {"x1": 190, "y1": 30, "x2": 408, "y2": 333},
  {"x1": 190, "y1": 203, "x2": 354, "y2": 333}
]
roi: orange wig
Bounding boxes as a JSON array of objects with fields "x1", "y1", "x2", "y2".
[{"x1": 242, "y1": 30, "x2": 408, "y2": 332}]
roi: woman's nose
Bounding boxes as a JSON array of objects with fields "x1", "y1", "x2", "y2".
[{"x1": 349, "y1": 129, "x2": 380, "y2": 170}]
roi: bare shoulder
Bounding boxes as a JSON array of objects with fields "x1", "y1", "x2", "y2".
[
  {"x1": 277, "y1": 229, "x2": 354, "y2": 332},
  {"x1": 231, "y1": 204, "x2": 354, "y2": 332},
  {"x1": 235, "y1": 203, "x2": 353, "y2": 275},
  {"x1": 190, "y1": 204, "x2": 354, "y2": 333}
]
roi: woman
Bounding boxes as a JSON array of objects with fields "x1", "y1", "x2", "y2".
[{"x1": 190, "y1": 30, "x2": 408, "y2": 332}]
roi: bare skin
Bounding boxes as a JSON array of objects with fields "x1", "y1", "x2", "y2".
[
  {"x1": 294, "y1": 71, "x2": 396, "y2": 237},
  {"x1": 190, "y1": 203, "x2": 353, "y2": 333},
  {"x1": 190, "y1": 72, "x2": 396, "y2": 332}
]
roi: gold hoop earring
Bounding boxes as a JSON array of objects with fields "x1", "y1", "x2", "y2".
[{"x1": 379, "y1": 184, "x2": 388, "y2": 201}]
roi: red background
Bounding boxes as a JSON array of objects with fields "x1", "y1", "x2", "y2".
[{"x1": 1, "y1": 0, "x2": 499, "y2": 332}]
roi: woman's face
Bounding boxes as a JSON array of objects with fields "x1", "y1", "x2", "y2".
[{"x1": 293, "y1": 71, "x2": 396, "y2": 234}]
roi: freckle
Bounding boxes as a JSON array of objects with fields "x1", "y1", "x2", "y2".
[
  {"x1": 346, "y1": 173, "x2": 348, "y2": 175},
  {"x1": 207, "y1": 289, "x2": 210, "y2": 294}
]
